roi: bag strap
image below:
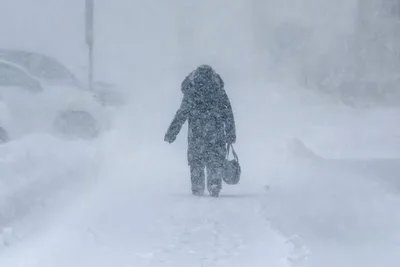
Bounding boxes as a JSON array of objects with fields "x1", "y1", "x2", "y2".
[
  {"x1": 231, "y1": 145, "x2": 239, "y2": 162},
  {"x1": 226, "y1": 144, "x2": 239, "y2": 162}
]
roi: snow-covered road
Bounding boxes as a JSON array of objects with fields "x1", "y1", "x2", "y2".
[
  {"x1": 1, "y1": 93, "x2": 400, "y2": 267},
  {"x1": 0, "y1": 128, "x2": 293, "y2": 267},
  {"x1": 5, "y1": 183, "x2": 290, "y2": 267}
]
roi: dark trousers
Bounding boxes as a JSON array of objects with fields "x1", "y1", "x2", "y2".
[{"x1": 190, "y1": 160, "x2": 223, "y2": 196}]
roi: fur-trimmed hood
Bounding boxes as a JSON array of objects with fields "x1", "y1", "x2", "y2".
[{"x1": 181, "y1": 65, "x2": 224, "y2": 94}]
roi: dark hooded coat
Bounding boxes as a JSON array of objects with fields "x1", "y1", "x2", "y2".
[{"x1": 165, "y1": 65, "x2": 236, "y2": 166}]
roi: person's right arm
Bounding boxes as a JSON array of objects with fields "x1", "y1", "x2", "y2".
[{"x1": 164, "y1": 93, "x2": 190, "y2": 143}]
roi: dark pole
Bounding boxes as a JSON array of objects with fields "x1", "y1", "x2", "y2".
[
  {"x1": 86, "y1": 0, "x2": 94, "y2": 90},
  {"x1": 89, "y1": 40, "x2": 93, "y2": 91}
]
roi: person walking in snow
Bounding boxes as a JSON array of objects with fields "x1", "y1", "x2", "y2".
[{"x1": 164, "y1": 65, "x2": 236, "y2": 197}]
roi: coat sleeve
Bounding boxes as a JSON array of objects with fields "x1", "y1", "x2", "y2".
[
  {"x1": 165, "y1": 94, "x2": 190, "y2": 141},
  {"x1": 221, "y1": 90, "x2": 236, "y2": 143}
]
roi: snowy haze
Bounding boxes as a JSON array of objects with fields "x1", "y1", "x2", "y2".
[{"x1": 1, "y1": 1, "x2": 400, "y2": 267}]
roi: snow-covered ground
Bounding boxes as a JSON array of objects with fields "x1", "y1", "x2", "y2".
[
  {"x1": 1, "y1": 80, "x2": 400, "y2": 267},
  {"x1": 1, "y1": 1, "x2": 400, "y2": 266},
  {"x1": 0, "y1": 96, "x2": 294, "y2": 267}
]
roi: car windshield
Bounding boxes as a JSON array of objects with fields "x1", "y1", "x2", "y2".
[
  {"x1": 0, "y1": 50, "x2": 81, "y2": 88},
  {"x1": 0, "y1": 62, "x2": 42, "y2": 92}
]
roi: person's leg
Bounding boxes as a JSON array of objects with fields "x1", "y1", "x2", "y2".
[
  {"x1": 206, "y1": 161, "x2": 223, "y2": 197},
  {"x1": 205, "y1": 141, "x2": 226, "y2": 197},
  {"x1": 190, "y1": 161, "x2": 205, "y2": 196}
]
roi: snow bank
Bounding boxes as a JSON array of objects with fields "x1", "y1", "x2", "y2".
[
  {"x1": 262, "y1": 156, "x2": 400, "y2": 267},
  {"x1": 285, "y1": 138, "x2": 323, "y2": 160},
  {"x1": 0, "y1": 134, "x2": 99, "y2": 228}
]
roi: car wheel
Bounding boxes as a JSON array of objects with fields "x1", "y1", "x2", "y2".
[{"x1": 53, "y1": 110, "x2": 99, "y2": 140}]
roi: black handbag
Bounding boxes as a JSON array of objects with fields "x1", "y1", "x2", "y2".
[{"x1": 223, "y1": 144, "x2": 241, "y2": 185}]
